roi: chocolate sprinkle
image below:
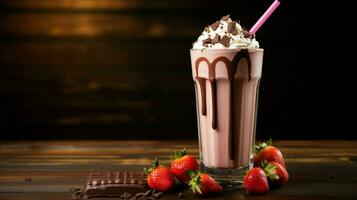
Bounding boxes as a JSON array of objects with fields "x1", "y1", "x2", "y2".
[
  {"x1": 135, "y1": 192, "x2": 144, "y2": 198},
  {"x1": 123, "y1": 192, "x2": 132, "y2": 198},
  {"x1": 143, "y1": 189, "x2": 152, "y2": 197},
  {"x1": 120, "y1": 192, "x2": 133, "y2": 199},
  {"x1": 134, "y1": 196, "x2": 147, "y2": 200},
  {"x1": 211, "y1": 34, "x2": 220, "y2": 44},
  {"x1": 227, "y1": 22, "x2": 236, "y2": 33},
  {"x1": 153, "y1": 192, "x2": 163, "y2": 198},
  {"x1": 71, "y1": 193, "x2": 81, "y2": 200},
  {"x1": 219, "y1": 35, "x2": 231, "y2": 47},
  {"x1": 221, "y1": 14, "x2": 230, "y2": 21},
  {"x1": 210, "y1": 21, "x2": 220, "y2": 31},
  {"x1": 70, "y1": 187, "x2": 83, "y2": 200},
  {"x1": 178, "y1": 192, "x2": 185, "y2": 198}
]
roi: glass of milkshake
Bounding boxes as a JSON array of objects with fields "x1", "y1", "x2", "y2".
[{"x1": 190, "y1": 15, "x2": 263, "y2": 189}]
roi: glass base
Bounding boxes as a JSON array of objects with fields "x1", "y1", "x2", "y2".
[{"x1": 200, "y1": 162, "x2": 251, "y2": 190}]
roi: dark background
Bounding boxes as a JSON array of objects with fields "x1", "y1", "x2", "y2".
[{"x1": 0, "y1": 0, "x2": 355, "y2": 140}]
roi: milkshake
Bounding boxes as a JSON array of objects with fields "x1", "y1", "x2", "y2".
[{"x1": 190, "y1": 15, "x2": 263, "y2": 189}]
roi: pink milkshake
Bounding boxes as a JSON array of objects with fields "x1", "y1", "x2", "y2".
[
  {"x1": 191, "y1": 48, "x2": 263, "y2": 168},
  {"x1": 190, "y1": 15, "x2": 263, "y2": 189}
]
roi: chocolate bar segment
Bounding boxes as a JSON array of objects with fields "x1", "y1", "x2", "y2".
[{"x1": 83, "y1": 172, "x2": 148, "y2": 199}]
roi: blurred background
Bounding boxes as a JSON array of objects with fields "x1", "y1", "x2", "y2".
[{"x1": 0, "y1": 0, "x2": 355, "y2": 140}]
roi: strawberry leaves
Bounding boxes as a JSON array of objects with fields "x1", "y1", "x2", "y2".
[
  {"x1": 170, "y1": 148, "x2": 187, "y2": 160},
  {"x1": 261, "y1": 160, "x2": 279, "y2": 180},
  {"x1": 188, "y1": 170, "x2": 202, "y2": 194},
  {"x1": 144, "y1": 158, "x2": 160, "y2": 175},
  {"x1": 255, "y1": 138, "x2": 273, "y2": 153}
]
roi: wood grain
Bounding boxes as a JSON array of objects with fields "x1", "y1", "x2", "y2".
[
  {"x1": 0, "y1": 13, "x2": 294, "y2": 42},
  {"x1": 0, "y1": 0, "x2": 204, "y2": 11},
  {"x1": 0, "y1": 140, "x2": 356, "y2": 200},
  {"x1": 0, "y1": 13, "x2": 201, "y2": 39}
]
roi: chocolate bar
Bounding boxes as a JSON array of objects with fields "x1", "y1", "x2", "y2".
[{"x1": 82, "y1": 172, "x2": 148, "y2": 199}]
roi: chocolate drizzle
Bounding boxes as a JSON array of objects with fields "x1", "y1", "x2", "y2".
[
  {"x1": 196, "y1": 77, "x2": 207, "y2": 115},
  {"x1": 209, "y1": 79, "x2": 217, "y2": 129},
  {"x1": 194, "y1": 49, "x2": 252, "y2": 160}
]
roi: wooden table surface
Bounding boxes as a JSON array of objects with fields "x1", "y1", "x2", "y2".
[{"x1": 0, "y1": 140, "x2": 356, "y2": 200}]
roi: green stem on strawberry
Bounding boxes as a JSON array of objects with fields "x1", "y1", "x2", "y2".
[
  {"x1": 187, "y1": 170, "x2": 197, "y2": 180},
  {"x1": 161, "y1": 161, "x2": 169, "y2": 167},
  {"x1": 170, "y1": 148, "x2": 187, "y2": 160},
  {"x1": 261, "y1": 160, "x2": 279, "y2": 180},
  {"x1": 188, "y1": 170, "x2": 222, "y2": 195},
  {"x1": 255, "y1": 138, "x2": 273, "y2": 153},
  {"x1": 144, "y1": 158, "x2": 160, "y2": 175},
  {"x1": 187, "y1": 170, "x2": 202, "y2": 194}
]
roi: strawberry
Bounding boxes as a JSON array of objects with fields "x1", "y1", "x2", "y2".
[
  {"x1": 261, "y1": 160, "x2": 289, "y2": 188},
  {"x1": 170, "y1": 148, "x2": 198, "y2": 183},
  {"x1": 243, "y1": 167, "x2": 269, "y2": 194},
  {"x1": 144, "y1": 158, "x2": 175, "y2": 192},
  {"x1": 254, "y1": 139, "x2": 286, "y2": 168},
  {"x1": 188, "y1": 171, "x2": 222, "y2": 195}
]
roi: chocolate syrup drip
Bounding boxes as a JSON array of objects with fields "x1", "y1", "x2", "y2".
[
  {"x1": 231, "y1": 50, "x2": 251, "y2": 80},
  {"x1": 196, "y1": 78, "x2": 207, "y2": 115},
  {"x1": 209, "y1": 79, "x2": 217, "y2": 129},
  {"x1": 229, "y1": 49, "x2": 252, "y2": 160},
  {"x1": 194, "y1": 49, "x2": 252, "y2": 160},
  {"x1": 209, "y1": 58, "x2": 230, "y2": 130},
  {"x1": 195, "y1": 58, "x2": 210, "y2": 116}
]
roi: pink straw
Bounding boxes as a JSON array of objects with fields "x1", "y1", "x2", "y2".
[{"x1": 249, "y1": 0, "x2": 281, "y2": 34}]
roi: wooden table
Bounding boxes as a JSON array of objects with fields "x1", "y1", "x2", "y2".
[{"x1": 0, "y1": 140, "x2": 356, "y2": 199}]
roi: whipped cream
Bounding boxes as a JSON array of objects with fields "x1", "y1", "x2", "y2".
[{"x1": 192, "y1": 15, "x2": 259, "y2": 49}]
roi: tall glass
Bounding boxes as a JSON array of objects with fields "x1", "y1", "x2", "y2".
[{"x1": 190, "y1": 48, "x2": 264, "y2": 189}]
